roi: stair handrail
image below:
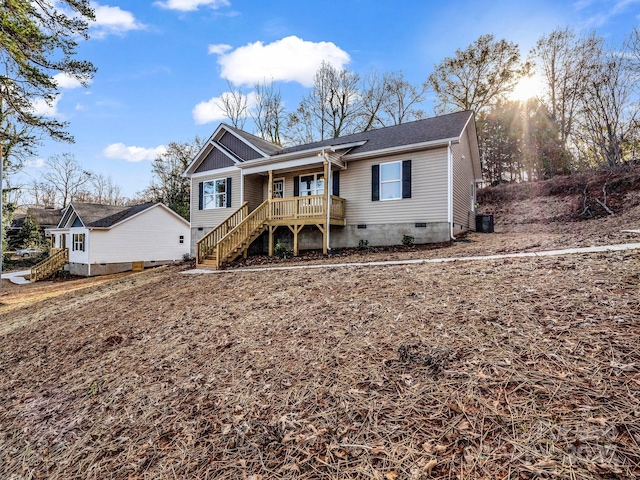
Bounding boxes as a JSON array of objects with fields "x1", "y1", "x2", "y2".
[
  {"x1": 216, "y1": 200, "x2": 270, "y2": 268},
  {"x1": 196, "y1": 201, "x2": 249, "y2": 264},
  {"x1": 30, "y1": 248, "x2": 69, "y2": 282}
]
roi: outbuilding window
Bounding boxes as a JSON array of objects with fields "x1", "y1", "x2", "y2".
[{"x1": 72, "y1": 233, "x2": 85, "y2": 252}]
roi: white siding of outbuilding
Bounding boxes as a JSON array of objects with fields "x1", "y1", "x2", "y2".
[
  {"x1": 87, "y1": 206, "x2": 190, "y2": 264},
  {"x1": 67, "y1": 227, "x2": 90, "y2": 264}
]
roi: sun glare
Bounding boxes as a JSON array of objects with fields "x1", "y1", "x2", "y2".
[{"x1": 509, "y1": 75, "x2": 544, "y2": 102}]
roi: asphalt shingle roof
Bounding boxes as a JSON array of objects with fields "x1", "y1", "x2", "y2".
[
  {"x1": 69, "y1": 202, "x2": 157, "y2": 228},
  {"x1": 276, "y1": 111, "x2": 473, "y2": 156}
]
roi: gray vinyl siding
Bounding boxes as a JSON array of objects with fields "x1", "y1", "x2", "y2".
[
  {"x1": 194, "y1": 147, "x2": 235, "y2": 173},
  {"x1": 452, "y1": 138, "x2": 476, "y2": 232},
  {"x1": 341, "y1": 149, "x2": 448, "y2": 225},
  {"x1": 190, "y1": 170, "x2": 242, "y2": 228},
  {"x1": 219, "y1": 131, "x2": 263, "y2": 161},
  {"x1": 243, "y1": 174, "x2": 264, "y2": 212}
]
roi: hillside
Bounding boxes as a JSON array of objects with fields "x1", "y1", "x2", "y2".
[{"x1": 0, "y1": 170, "x2": 639, "y2": 479}]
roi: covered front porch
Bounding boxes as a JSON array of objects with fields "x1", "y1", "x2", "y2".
[{"x1": 197, "y1": 153, "x2": 347, "y2": 268}]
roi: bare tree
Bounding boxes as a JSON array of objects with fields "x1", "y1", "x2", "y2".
[
  {"x1": 427, "y1": 34, "x2": 529, "y2": 114},
  {"x1": 577, "y1": 43, "x2": 637, "y2": 167},
  {"x1": 86, "y1": 173, "x2": 124, "y2": 205},
  {"x1": 382, "y1": 71, "x2": 427, "y2": 125},
  {"x1": 251, "y1": 80, "x2": 285, "y2": 145},
  {"x1": 359, "y1": 69, "x2": 392, "y2": 131},
  {"x1": 292, "y1": 62, "x2": 363, "y2": 141},
  {"x1": 218, "y1": 79, "x2": 249, "y2": 129},
  {"x1": 31, "y1": 180, "x2": 57, "y2": 208},
  {"x1": 41, "y1": 153, "x2": 92, "y2": 207},
  {"x1": 532, "y1": 28, "x2": 601, "y2": 148}
]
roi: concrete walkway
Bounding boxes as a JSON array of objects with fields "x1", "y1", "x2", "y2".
[
  {"x1": 1, "y1": 270, "x2": 32, "y2": 285},
  {"x1": 182, "y1": 242, "x2": 640, "y2": 275}
]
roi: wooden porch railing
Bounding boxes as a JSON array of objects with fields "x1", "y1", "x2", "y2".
[
  {"x1": 270, "y1": 195, "x2": 345, "y2": 220},
  {"x1": 201, "y1": 195, "x2": 346, "y2": 268},
  {"x1": 30, "y1": 248, "x2": 69, "y2": 282},
  {"x1": 196, "y1": 201, "x2": 249, "y2": 264},
  {"x1": 216, "y1": 200, "x2": 270, "y2": 268}
]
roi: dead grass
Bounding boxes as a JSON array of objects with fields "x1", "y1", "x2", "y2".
[{"x1": 1, "y1": 171, "x2": 639, "y2": 479}]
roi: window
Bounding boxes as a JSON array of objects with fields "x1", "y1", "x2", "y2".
[
  {"x1": 203, "y1": 178, "x2": 227, "y2": 209},
  {"x1": 179, "y1": 235, "x2": 184, "y2": 244},
  {"x1": 372, "y1": 160, "x2": 411, "y2": 201},
  {"x1": 380, "y1": 161, "x2": 402, "y2": 200},
  {"x1": 299, "y1": 173, "x2": 324, "y2": 196},
  {"x1": 72, "y1": 233, "x2": 85, "y2": 252}
]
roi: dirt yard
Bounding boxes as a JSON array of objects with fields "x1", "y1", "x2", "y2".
[{"x1": 1, "y1": 170, "x2": 639, "y2": 479}]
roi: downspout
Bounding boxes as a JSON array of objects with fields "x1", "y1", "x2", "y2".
[
  {"x1": 87, "y1": 228, "x2": 91, "y2": 277},
  {"x1": 448, "y1": 141, "x2": 456, "y2": 241},
  {"x1": 326, "y1": 160, "x2": 331, "y2": 252}
]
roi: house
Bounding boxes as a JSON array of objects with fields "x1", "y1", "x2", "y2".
[
  {"x1": 44, "y1": 202, "x2": 190, "y2": 277},
  {"x1": 183, "y1": 111, "x2": 482, "y2": 268},
  {"x1": 8, "y1": 207, "x2": 63, "y2": 248}
]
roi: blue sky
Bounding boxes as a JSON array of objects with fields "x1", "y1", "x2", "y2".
[{"x1": 15, "y1": 0, "x2": 640, "y2": 200}]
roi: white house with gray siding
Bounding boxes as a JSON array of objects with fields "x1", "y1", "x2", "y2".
[
  {"x1": 47, "y1": 202, "x2": 190, "y2": 276},
  {"x1": 184, "y1": 111, "x2": 482, "y2": 268}
]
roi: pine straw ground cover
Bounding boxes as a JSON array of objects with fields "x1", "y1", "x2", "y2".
[{"x1": 1, "y1": 247, "x2": 639, "y2": 479}]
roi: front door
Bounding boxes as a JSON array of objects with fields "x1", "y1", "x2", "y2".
[{"x1": 273, "y1": 179, "x2": 284, "y2": 198}]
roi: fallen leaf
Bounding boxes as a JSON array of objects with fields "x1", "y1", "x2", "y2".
[
  {"x1": 385, "y1": 471, "x2": 399, "y2": 480},
  {"x1": 425, "y1": 458, "x2": 437, "y2": 475}
]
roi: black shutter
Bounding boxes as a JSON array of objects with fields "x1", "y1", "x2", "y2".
[
  {"x1": 226, "y1": 177, "x2": 232, "y2": 207},
  {"x1": 402, "y1": 160, "x2": 412, "y2": 199},
  {"x1": 371, "y1": 165, "x2": 380, "y2": 201},
  {"x1": 332, "y1": 170, "x2": 340, "y2": 197},
  {"x1": 293, "y1": 176, "x2": 300, "y2": 197},
  {"x1": 198, "y1": 182, "x2": 203, "y2": 210}
]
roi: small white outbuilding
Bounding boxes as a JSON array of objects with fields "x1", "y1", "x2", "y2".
[{"x1": 47, "y1": 202, "x2": 190, "y2": 276}]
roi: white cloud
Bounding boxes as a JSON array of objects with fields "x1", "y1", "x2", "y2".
[
  {"x1": 102, "y1": 143, "x2": 167, "y2": 162},
  {"x1": 25, "y1": 158, "x2": 46, "y2": 168},
  {"x1": 192, "y1": 91, "x2": 257, "y2": 125},
  {"x1": 53, "y1": 72, "x2": 90, "y2": 89},
  {"x1": 31, "y1": 96, "x2": 61, "y2": 117},
  {"x1": 91, "y1": 3, "x2": 146, "y2": 38},
  {"x1": 154, "y1": 0, "x2": 230, "y2": 12},
  {"x1": 216, "y1": 36, "x2": 350, "y2": 87},
  {"x1": 208, "y1": 43, "x2": 232, "y2": 55}
]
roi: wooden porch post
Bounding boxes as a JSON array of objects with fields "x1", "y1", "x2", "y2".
[
  {"x1": 268, "y1": 170, "x2": 273, "y2": 200},
  {"x1": 323, "y1": 160, "x2": 329, "y2": 254},
  {"x1": 268, "y1": 224, "x2": 274, "y2": 257}
]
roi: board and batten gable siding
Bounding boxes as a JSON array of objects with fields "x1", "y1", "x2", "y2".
[
  {"x1": 190, "y1": 169, "x2": 242, "y2": 228},
  {"x1": 194, "y1": 146, "x2": 235, "y2": 173},
  {"x1": 218, "y1": 131, "x2": 263, "y2": 161},
  {"x1": 451, "y1": 139, "x2": 476, "y2": 232},
  {"x1": 88, "y1": 207, "x2": 190, "y2": 264},
  {"x1": 341, "y1": 148, "x2": 449, "y2": 225}
]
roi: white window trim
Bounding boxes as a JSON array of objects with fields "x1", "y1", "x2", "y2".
[
  {"x1": 202, "y1": 177, "x2": 227, "y2": 209},
  {"x1": 379, "y1": 160, "x2": 402, "y2": 201},
  {"x1": 72, "y1": 233, "x2": 85, "y2": 252},
  {"x1": 299, "y1": 172, "x2": 325, "y2": 196}
]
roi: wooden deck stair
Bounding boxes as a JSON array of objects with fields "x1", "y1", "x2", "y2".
[
  {"x1": 30, "y1": 248, "x2": 69, "y2": 282},
  {"x1": 196, "y1": 195, "x2": 346, "y2": 269}
]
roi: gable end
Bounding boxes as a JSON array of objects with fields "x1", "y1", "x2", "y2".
[
  {"x1": 219, "y1": 131, "x2": 264, "y2": 161},
  {"x1": 195, "y1": 146, "x2": 236, "y2": 173}
]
